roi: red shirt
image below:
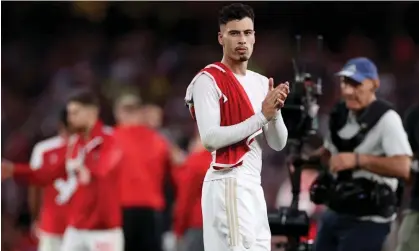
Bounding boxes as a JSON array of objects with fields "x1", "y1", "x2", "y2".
[
  {"x1": 14, "y1": 136, "x2": 69, "y2": 235},
  {"x1": 113, "y1": 125, "x2": 171, "y2": 210},
  {"x1": 14, "y1": 121, "x2": 122, "y2": 230},
  {"x1": 173, "y1": 150, "x2": 212, "y2": 237},
  {"x1": 66, "y1": 121, "x2": 121, "y2": 229},
  {"x1": 189, "y1": 62, "x2": 260, "y2": 169}
]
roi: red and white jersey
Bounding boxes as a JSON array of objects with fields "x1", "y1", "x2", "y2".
[
  {"x1": 30, "y1": 136, "x2": 73, "y2": 235},
  {"x1": 186, "y1": 66, "x2": 288, "y2": 182},
  {"x1": 65, "y1": 121, "x2": 122, "y2": 230},
  {"x1": 18, "y1": 122, "x2": 121, "y2": 231}
]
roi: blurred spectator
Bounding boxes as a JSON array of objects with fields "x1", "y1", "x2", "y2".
[{"x1": 113, "y1": 93, "x2": 176, "y2": 251}]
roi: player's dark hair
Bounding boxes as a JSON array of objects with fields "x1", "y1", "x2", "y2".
[
  {"x1": 59, "y1": 107, "x2": 69, "y2": 128},
  {"x1": 67, "y1": 90, "x2": 99, "y2": 107},
  {"x1": 218, "y1": 3, "x2": 255, "y2": 26}
]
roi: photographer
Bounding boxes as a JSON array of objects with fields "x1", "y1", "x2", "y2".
[
  {"x1": 310, "y1": 58, "x2": 412, "y2": 251},
  {"x1": 396, "y1": 103, "x2": 419, "y2": 251}
]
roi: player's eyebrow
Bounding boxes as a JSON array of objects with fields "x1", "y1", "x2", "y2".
[{"x1": 228, "y1": 29, "x2": 254, "y2": 34}]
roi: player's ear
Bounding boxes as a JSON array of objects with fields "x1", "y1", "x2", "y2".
[{"x1": 218, "y1": 32, "x2": 223, "y2": 46}]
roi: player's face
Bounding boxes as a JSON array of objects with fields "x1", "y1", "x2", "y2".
[
  {"x1": 142, "y1": 105, "x2": 163, "y2": 129},
  {"x1": 114, "y1": 106, "x2": 129, "y2": 124},
  {"x1": 340, "y1": 77, "x2": 378, "y2": 110},
  {"x1": 114, "y1": 105, "x2": 142, "y2": 125},
  {"x1": 219, "y1": 17, "x2": 255, "y2": 62},
  {"x1": 67, "y1": 102, "x2": 95, "y2": 131}
]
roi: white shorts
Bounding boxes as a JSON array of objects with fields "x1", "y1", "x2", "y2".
[
  {"x1": 202, "y1": 176, "x2": 271, "y2": 251},
  {"x1": 61, "y1": 227, "x2": 124, "y2": 251},
  {"x1": 38, "y1": 231, "x2": 63, "y2": 251}
]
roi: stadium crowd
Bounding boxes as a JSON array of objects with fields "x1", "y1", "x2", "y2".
[{"x1": 1, "y1": 2, "x2": 419, "y2": 251}]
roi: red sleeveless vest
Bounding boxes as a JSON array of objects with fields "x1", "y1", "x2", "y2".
[{"x1": 188, "y1": 62, "x2": 262, "y2": 169}]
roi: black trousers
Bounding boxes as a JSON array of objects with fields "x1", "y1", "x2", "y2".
[
  {"x1": 179, "y1": 228, "x2": 204, "y2": 251},
  {"x1": 313, "y1": 210, "x2": 391, "y2": 251},
  {"x1": 122, "y1": 207, "x2": 163, "y2": 251}
]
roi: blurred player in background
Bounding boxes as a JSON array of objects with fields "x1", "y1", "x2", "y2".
[
  {"x1": 28, "y1": 108, "x2": 73, "y2": 251},
  {"x1": 113, "y1": 93, "x2": 183, "y2": 251},
  {"x1": 142, "y1": 104, "x2": 164, "y2": 129},
  {"x1": 139, "y1": 102, "x2": 187, "y2": 250},
  {"x1": 61, "y1": 91, "x2": 123, "y2": 251},
  {"x1": 3, "y1": 91, "x2": 124, "y2": 251},
  {"x1": 173, "y1": 131, "x2": 211, "y2": 251},
  {"x1": 184, "y1": 3, "x2": 289, "y2": 251},
  {"x1": 2, "y1": 108, "x2": 72, "y2": 251}
]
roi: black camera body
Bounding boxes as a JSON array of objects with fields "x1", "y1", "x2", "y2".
[
  {"x1": 281, "y1": 71, "x2": 322, "y2": 141},
  {"x1": 310, "y1": 173, "x2": 398, "y2": 218},
  {"x1": 269, "y1": 207, "x2": 310, "y2": 237},
  {"x1": 309, "y1": 171, "x2": 335, "y2": 205},
  {"x1": 268, "y1": 155, "x2": 313, "y2": 251}
]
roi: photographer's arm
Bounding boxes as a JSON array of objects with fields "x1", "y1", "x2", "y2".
[
  {"x1": 193, "y1": 74, "x2": 268, "y2": 152},
  {"x1": 263, "y1": 110, "x2": 288, "y2": 151},
  {"x1": 359, "y1": 155, "x2": 411, "y2": 180},
  {"x1": 359, "y1": 110, "x2": 412, "y2": 180}
]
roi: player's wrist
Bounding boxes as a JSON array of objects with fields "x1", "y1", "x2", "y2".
[
  {"x1": 257, "y1": 112, "x2": 269, "y2": 125},
  {"x1": 272, "y1": 110, "x2": 282, "y2": 121}
]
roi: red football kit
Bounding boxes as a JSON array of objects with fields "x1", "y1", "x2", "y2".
[
  {"x1": 173, "y1": 149, "x2": 212, "y2": 237},
  {"x1": 11, "y1": 136, "x2": 71, "y2": 251},
  {"x1": 113, "y1": 124, "x2": 172, "y2": 210},
  {"x1": 26, "y1": 136, "x2": 71, "y2": 235},
  {"x1": 14, "y1": 121, "x2": 122, "y2": 230},
  {"x1": 37, "y1": 140, "x2": 71, "y2": 234}
]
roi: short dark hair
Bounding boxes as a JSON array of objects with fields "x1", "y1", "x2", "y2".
[
  {"x1": 218, "y1": 3, "x2": 255, "y2": 26},
  {"x1": 67, "y1": 90, "x2": 99, "y2": 107}
]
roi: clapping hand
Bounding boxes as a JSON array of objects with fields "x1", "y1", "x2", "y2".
[
  {"x1": 273, "y1": 79, "x2": 290, "y2": 109},
  {"x1": 262, "y1": 78, "x2": 290, "y2": 120}
]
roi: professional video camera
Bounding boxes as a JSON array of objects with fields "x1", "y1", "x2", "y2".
[{"x1": 268, "y1": 35, "x2": 324, "y2": 251}]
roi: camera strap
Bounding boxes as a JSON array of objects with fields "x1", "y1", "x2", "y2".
[
  {"x1": 330, "y1": 100, "x2": 394, "y2": 181},
  {"x1": 329, "y1": 99, "x2": 394, "y2": 153}
]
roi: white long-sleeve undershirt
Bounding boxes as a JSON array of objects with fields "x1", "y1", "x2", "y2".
[
  {"x1": 192, "y1": 73, "x2": 288, "y2": 153},
  {"x1": 263, "y1": 109, "x2": 288, "y2": 151}
]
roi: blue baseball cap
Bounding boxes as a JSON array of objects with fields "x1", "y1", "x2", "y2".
[{"x1": 336, "y1": 57, "x2": 379, "y2": 83}]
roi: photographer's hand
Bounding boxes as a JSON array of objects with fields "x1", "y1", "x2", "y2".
[{"x1": 329, "y1": 153, "x2": 357, "y2": 173}]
